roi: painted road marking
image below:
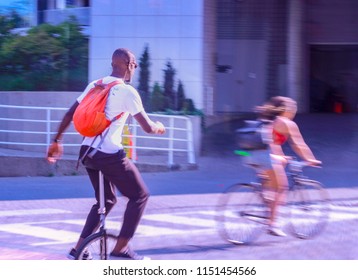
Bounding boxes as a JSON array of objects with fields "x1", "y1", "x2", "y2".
[
  {"x1": 0, "y1": 204, "x2": 357, "y2": 246},
  {"x1": 0, "y1": 208, "x2": 72, "y2": 217},
  {"x1": 142, "y1": 213, "x2": 217, "y2": 227},
  {"x1": 0, "y1": 223, "x2": 78, "y2": 244}
]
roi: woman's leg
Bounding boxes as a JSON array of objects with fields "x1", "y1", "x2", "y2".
[{"x1": 268, "y1": 161, "x2": 288, "y2": 235}]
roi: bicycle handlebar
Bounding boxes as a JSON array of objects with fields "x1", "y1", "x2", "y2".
[{"x1": 287, "y1": 158, "x2": 322, "y2": 173}]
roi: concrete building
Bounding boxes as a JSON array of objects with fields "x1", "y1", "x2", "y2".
[{"x1": 34, "y1": 0, "x2": 358, "y2": 115}]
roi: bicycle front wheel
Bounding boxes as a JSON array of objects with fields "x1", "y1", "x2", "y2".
[
  {"x1": 216, "y1": 183, "x2": 268, "y2": 245},
  {"x1": 75, "y1": 232, "x2": 118, "y2": 260},
  {"x1": 287, "y1": 179, "x2": 330, "y2": 239}
]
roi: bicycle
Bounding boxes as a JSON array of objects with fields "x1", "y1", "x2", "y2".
[
  {"x1": 216, "y1": 156, "x2": 330, "y2": 245},
  {"x1": 75, "y1": 171, "x2": 118, "y2": 260}
]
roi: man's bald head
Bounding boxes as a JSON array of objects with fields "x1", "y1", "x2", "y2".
[
  {"x1": 111, "y1": 48, "x2": 137, "y2": 81},
  {"x1": 112, "y1": 48, "x2": 131, "y2": 70}
]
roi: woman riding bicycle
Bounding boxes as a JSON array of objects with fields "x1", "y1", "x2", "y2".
[{"x1": 251, "y1": 96, "x2": 321, "y2": 236}]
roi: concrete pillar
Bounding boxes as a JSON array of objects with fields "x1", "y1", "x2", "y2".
[
  {"x1": 56, "y1": 0, "x2": 66, "y2": 9},
  {"x1": 31, "y1": 0, "x2": 38, "y2": 26},
  {"x1": 287, "y1": 0, "x2": 306, "y2": 112},
  {"x1": 47, "y1": 0, "x2": 56, "y2": 9},
  {"x1": 203, "y1": 0, "x2": 216, "y2": 116}
]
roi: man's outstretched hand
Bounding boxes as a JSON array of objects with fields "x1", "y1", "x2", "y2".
[{"x1": 46, "y1": 142, "x2": 63, "y2": 163}]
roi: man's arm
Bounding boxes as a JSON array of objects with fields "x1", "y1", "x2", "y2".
[
  {"x1": 133, "y1": 111, "x2": 165, "y2": 134},
  {"x1": 46, "y1": 102, "x2": 79, "y2": 163},
  {"x1": 53, "y1": 102, "x2": 79, "y2": 142}
]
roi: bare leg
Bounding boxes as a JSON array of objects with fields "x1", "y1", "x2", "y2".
[
  {"x1": 263, "y1": 169, "x2": 279, "y2": 227},
  {"x1": 267, "y1": 162, "x2": 288, "y2": 236}
]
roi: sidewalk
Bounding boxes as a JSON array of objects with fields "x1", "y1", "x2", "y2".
[{"x1": 0, "y1": 146, "x2": 198, "y2": 177}]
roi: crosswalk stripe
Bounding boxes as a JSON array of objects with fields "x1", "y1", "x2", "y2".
[
  {"x1": 0, "y1": 205, "x2": 357, "y2": 246},
  {"x1": 0, "y1": 223, "x2": 78, "y2": 245},
  {"x1": 142, "y1": 213, "x2": 217, "y2": 228},
  {"x1": 136, "y1": 224, "x2": 187, "y2": 236},
  {"x1": 0, "y1": 208, "x2": 72, "y2": 217},
  {"x1": 329, "y1": 205, "x2": 358, "y2": 221},
  {"x1": 106, "y1": 219, "x2": 190, "y2": 236}
]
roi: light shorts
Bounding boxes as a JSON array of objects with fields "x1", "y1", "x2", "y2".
[
  {"x1": 242, "y1": 149, "x2": 273, "y2": 170},
  {"x1": 242, "y1": 150, "x2": 287, "y2": 171}
]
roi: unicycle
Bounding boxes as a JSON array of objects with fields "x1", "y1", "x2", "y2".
[{"x1": 75, "y1": 171, "x2": 118, "y2": 260}]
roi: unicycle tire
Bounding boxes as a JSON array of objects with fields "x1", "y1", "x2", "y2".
[{"x1": 75, "y1": 232, "x2": 118, "y2": 260}]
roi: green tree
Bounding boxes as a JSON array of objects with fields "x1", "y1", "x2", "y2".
[
  {"x1": 176, "y1": 80, "x2": 186, "y2": 111},
  {"x1": 182, "y1": 98, "x2": 196, "y2": 113},
  {"x1": 58, "y1": 16, "x2": 89, "y2": 90},
  {"x1": 150, "y1": 82, "x2": 166, "y2": 112},
  {"x1": 5, "y1": 9, "x2": 25, "y2": 28},
  {"x1": 0, "y1": 11, "x2": 23, "y2": 47},
  {"x1": 0, "y1": 15, "x2": 10, "y2": 35},
  {"x1": 0, "y1": 16, "x2": 88, "y2": 91},
  {"x1": 4, "y1": 1, "x2": 30, "y2": 25},
  {"x1": 1, "y1": 24, "x2": 67, "y2": 90},
  {"x1": 138, "y1": 44, "x2": 151, "y2": 111},
  {"x1": 163, "y1": 60, "x2": 176, "y2": 110}
]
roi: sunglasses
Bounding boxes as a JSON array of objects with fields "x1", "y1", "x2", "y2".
[{"x1": 128, "y1": 61, "x2": 138, "y2": 69}]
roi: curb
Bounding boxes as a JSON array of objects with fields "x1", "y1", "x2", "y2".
[{"x1": 0, "y1": 156, "x2": 198, "y2": 177}]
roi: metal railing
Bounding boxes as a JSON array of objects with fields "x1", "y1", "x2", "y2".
[{"x1": 0, "y1": 104, "x2": 196, "y2": 166}]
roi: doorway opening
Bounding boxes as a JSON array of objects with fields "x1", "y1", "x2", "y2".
[{"x1": 309, "y1": 44, "x2": 358, "y2": 113}]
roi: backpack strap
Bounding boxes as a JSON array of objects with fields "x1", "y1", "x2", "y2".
[
  {"x1": 93, "y1": 79, "x2": 104, "y2": 88},
  {"x1": 86, "y1": 112, "x2": 125, "y2": 159},
  {"x1": 76, "y1": 136, "x2": 98, "y2": 169},
  {"x1": 111, "y1": 112, "x2": 125, "y2": 122},
  {"x1": 87, "y1": 130, "x2": 108, "y2": 158}
]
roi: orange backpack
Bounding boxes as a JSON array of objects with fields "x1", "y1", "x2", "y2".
[{"x1": 73, "y1": 79, "x2": 124, "y2": 137}]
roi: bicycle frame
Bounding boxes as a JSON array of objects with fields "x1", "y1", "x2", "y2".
[
  {"x1": 217, "y1": 156, "x2": 328, "y2": 245},
  {"x1": 241, "y1": 159, "x2": 320, "y2": 223},
  {"x1": 249, "y1": 158, "x2": 315, "y2": 193}
]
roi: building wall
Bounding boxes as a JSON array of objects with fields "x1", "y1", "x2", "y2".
[
  {"x1": 34, "y1": 0, "x2": 358, "y2": 114},
  {"x1": 213, "y1": 0, "x2": 358, "y2": 113},
  {"x1": 306, "y1": 0, "x2": 358, "y2": 43},
  {"x1": 90, "y1": 0, "x2": 205, "y2": 110},
  {"x1": 215, "y1": 0, "x2": 271, "y2": 113}
]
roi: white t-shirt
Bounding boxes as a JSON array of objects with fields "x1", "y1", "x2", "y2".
[{"x1": 76, "y1": 76, "x2": 144, "y2": 153}]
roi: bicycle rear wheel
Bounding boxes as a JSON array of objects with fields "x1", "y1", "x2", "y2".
[
  {"x1": 287, "y1": 179, "x2": 330, "y2": 239},
  {"x1": 216, "y1": 183, "x2": 268, "y2": 245},
  {"x1": 75, "y1": 231, "x2": 118, "y2": 260}
]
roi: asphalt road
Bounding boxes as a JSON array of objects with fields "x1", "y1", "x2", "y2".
[
  {"x1": 0, "y1": 153, "x2": 356, "y2": 200},
  {"x1": 1, "y1": 155, "x2": 358, "y2": 202}
]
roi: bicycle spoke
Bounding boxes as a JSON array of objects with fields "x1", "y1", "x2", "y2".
[
  {"x1": 217, "y1": 184, "x2": 267, "y2": 244},
  {"x1": 287, "y1": 181, "x2": 330, "y2": 239}
]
